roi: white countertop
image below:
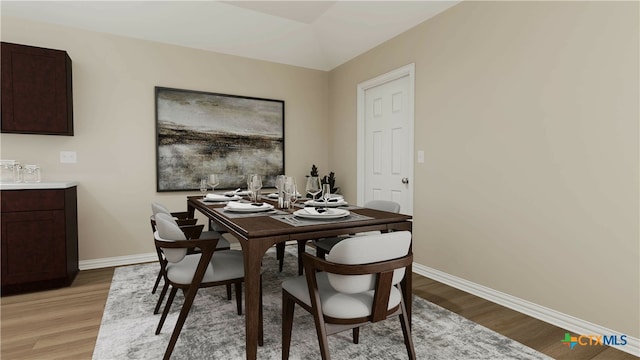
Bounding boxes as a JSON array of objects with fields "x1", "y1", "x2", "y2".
[{"x1": 0, "y1": 181, "x2": 78, "y2": 190}]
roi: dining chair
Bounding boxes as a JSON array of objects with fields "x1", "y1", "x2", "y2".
[
  {"x1": 150, "y1": 202, "x2": 233, "y2": 314},
  {"x1": 313, "y1": 200, "x2": 401, "y2": 259},
  {"x1": 152, "y1": 202, "x2": 232, "y2": 247},
  {"x1": 153, "y1": 213, "x2": 263, "y2": 360},
  {"x1": 281, "y1": 231, "x2": 415, "y2": 360}
]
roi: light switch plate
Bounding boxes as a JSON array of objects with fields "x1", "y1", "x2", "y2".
[
  {"x1": 417, "y1": 150, "x2": 425, "y2": 163},
  {"x1": 60, "y1": 151, "x2": 77, "y2": 163}
]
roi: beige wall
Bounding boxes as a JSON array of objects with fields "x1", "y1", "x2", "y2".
[
  {"x1": 1, "y1": 17, "x2": 329, "y2": 260},
  {"x1": 329, "y1": 2, "x2": 639, "y2": 338}
]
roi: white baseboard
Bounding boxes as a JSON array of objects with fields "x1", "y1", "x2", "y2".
[
  {"x1": 77, "y1": 241, "x2": 278, "y2": 270},
  {"x1": 77, "y1": 241, "x2": 263, "y2": 270},
  {"x1": 79, "y1": 252, "x2": 157, "y2": 270},
  {"x1": 412, "y1": 262, "x2": 639, "y2": 357}
]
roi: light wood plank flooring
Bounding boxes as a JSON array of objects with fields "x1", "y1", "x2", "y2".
[{"x1": 1, "y1": 267, "x2": 637, "y2": 359}]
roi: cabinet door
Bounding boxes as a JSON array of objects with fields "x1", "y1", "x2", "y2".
[
  {"x1": 1, "y1": 42, "x2": 73, "y2": 135},
  {"x1": 1, "y1": 210, "x2": 67, "y2": 285}
]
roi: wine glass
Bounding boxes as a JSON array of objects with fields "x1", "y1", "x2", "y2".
[
  {"x1": 321, "y1": 184, "x2": 331, "y2": 208},
  {"x1": 207, "y1": 174, "x2": 220, "y2": 193},
  {"x1": 199, "y1": 178, "x2": 208, "y2": 199},
  {"x1": 305, "y1": 176, "x2": 321, "y2": 201}
]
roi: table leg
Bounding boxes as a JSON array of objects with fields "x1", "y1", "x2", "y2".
[
  {"x1": 297, "y1": 240, "x2": 307, "y2": 275},
  {"x1": 404, "y1": 262, "x2": 412, "y2": 326},
  {"x1": 241, "y1": 239, "x2": 272, "y2": 360}
]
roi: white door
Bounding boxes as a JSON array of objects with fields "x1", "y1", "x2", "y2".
[{"x1": 357, "y1": 64, "x2": 414, "y2": 215}]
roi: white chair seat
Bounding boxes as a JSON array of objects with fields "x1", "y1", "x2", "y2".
[
  {"x1": 166, "y1": 250, "x2": 244, "y2": 285},
  {"x1": 282, "y1": 272, "x2": 402, "y2": 319}
]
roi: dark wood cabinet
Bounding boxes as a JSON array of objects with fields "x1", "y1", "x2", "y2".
[
  {"x1": 1, "y1": 187, "x2": 79, "y2": 295},
  {"x1": 1, "y1": 42, "x2": 73, "y2": 135}
]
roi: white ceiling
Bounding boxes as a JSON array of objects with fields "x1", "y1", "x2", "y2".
[{"x1": 1, "y1": 1, "x2": 459, "y2": 71}]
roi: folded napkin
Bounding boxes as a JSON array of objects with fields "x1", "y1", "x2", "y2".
[
  {"x1": 269, "y1": 192, "x2": 302, "y2": 199},
  {"x1": 225, "y1": 190, "x2": 251, "y2": 196},
  {"x1": 305, "y1": 199, "x2": 347, "y2": 206},
  {"x1": 225, "y1": 201, "x2": 273, "y2": 210},
  {"x1": 304, "y1": 207, "x2": 330, "y2": 215},
  {"x1": 205, "y1": 193, "x2": 240, "y2": 201}
]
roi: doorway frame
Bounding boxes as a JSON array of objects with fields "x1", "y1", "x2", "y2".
[{"x1": 356, "y1": 63, "x2": 415, "y2": 214}]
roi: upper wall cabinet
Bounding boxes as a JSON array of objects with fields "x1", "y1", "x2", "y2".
[{"x1": 1, "y1": 42, "x2": 74, "y2": 136}]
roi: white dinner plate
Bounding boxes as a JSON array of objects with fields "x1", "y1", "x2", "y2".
[
  {"x1": 303, "y1": 199, "x2": 348, "y2": 207},
  {"x1": 293, "y1": 208, "x2": 350, "y2": 220},
  {"x1": 224, "y1": 202, "x2": 274, "y2": 213}
]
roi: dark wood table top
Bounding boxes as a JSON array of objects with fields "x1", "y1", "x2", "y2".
[{"x1": 187, "y1": 195, "x2": 412, "y2": 240}]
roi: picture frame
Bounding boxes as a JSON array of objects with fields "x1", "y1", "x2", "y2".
[{"x1": 155, "y1": 87, "x2": 284, "y2": 192}]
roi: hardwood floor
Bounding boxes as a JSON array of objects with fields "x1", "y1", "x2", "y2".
[
  {"x1": 1, "y1": 267, "x2": 637, "y2": 359},
  {"x1": 1, "y1": 268, "x2": 114, "y2": 360},
  {"x1": 412, "y1": 275, "x2": 638, "y2": 360}
]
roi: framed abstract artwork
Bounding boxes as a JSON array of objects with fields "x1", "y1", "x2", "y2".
[{"x1": 155, "y1": 87, "x2": 284, "y2": 191}]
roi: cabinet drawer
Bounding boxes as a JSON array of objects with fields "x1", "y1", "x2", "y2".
[{"x1": 1, "y1": 189, "x2": 64, "y2": 212}]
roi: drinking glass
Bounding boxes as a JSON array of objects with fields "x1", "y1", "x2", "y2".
[
  {"x1": 245, "y1": 174, "x2": 252, "y2": 194},
  {"x1": 321, "y1": 184, "x2": 331, "y2": 207},
  {"x1": 249, "y1": 174, "x2": 263, "y2": 202},
  {"x1": 207, "y1": 174, "x2": 220, "y2": 193},
  {"x1": 275, "y1": 175, "x2": 286, "y2": 207},
  {"x1": 284, "y1": 177, "x2": 297, "y2": 210},
  {"x1": 305, "y1": 176, "x2": 321, "y2": 201},
  {"x1": 199, "y1": 178, "x2": 208, "y2": 199}
]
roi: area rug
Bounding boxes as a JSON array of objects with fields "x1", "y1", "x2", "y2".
[{"x1": 93, "y1": 247, "x2": 550, "y2": 360}]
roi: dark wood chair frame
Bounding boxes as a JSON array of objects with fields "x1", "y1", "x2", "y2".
[
  {"x1": 151, "y1": 212, "x2": 232, "y2": 314},
  {"x1": 154, "y1": 235, "x2": 263, "y2": 360},
  {"x1": 282, "y1": 252, "x2": 416, "y2": 360}
]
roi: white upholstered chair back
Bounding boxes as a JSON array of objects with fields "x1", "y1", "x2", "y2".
[
  {"x1": 364, "y1": 200, "x2": 400, "y2": 213},
  {"x1": 154, "y1": 213, "x2": 188, "y2": 263},
  {"x1": 151, "y1": 202, "x2": 173, "y2": 219},
  {"x1": 325, "y1": 231, "x2": 411, "y2": 294}
]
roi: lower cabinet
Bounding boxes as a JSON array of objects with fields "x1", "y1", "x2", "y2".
[{"x1": 1, "y1": 187, "x2": 78, "y2": 295}]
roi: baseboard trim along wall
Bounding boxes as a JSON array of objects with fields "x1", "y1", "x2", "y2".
[
  {"x1": 79, "y1": 252, "x2": 157, "y2": 270},
  {"x1": 412, "y1": 263, "x2": 639, "y2": 357},
  {"x1": 79, "y1": 253, "x2": 638, "y2": 356}
]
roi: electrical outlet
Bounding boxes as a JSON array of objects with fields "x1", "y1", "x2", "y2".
[{"x1": 60, "y1": 151, "x2": 77, "y2": 163}]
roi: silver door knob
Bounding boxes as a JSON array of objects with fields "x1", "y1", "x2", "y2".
[{"x1": 402, "y1": 178, "x2": 409, "y2": 184}]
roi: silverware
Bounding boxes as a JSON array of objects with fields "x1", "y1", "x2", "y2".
[{"x1": 283, "y1": 216, "x2": 300, "y2": 224}]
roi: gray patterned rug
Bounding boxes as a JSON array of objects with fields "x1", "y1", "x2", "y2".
[{"x1": 93, "y1": 247, "x2": 550, "y2": 359}]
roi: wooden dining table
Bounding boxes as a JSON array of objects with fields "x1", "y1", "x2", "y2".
[{"x1": 186, "y1": 195, "x2": 413, "y2": 360}]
